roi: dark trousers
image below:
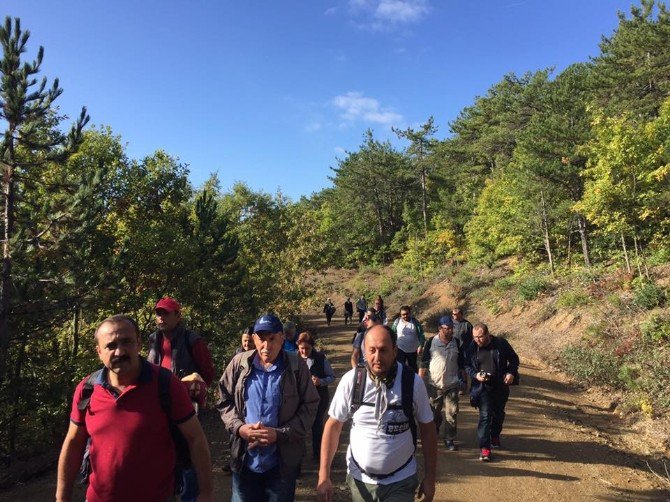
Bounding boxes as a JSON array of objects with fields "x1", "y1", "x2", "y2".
[
  {"x1": 397, "y1": 350, "x2": 418, "y2": 373},
  {"x1": 232, "y1": 465, "x2": 297, "y2": 502},
  {"x1": 477, "y1": 386, "x2": 510, "y2": 448},
  {"x1": 357, "y1": 310, "x2": 365, "y2": 322},
  {"x1": 312, "y1": 387, "x2": 329, "y2": 459}
]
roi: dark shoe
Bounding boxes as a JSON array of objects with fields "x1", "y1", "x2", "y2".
[
  {"x1": 491, "y1": 436, "x2": 501, "y2": 448},
  {"x1": 479, "y1": 448, "x2": 491, "y2": 461},
  {"x1": 445, "y1": 440, "x2": 457, "y2": 451}
]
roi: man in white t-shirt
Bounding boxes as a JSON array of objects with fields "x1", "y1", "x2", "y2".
[
  {"x1": 391, "y1": 305, "x2": 425, "y2": 373},
  {"x1": 317, "y1": 325, "x2": 437, "y2": 502}
]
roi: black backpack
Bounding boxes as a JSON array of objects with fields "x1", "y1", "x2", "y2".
[
  {"x1": 77, "y1": 366, "x2": 191, "y2": 493},
  {"x1": 349, "y1": 363, "x2": 417, "y2": 447}
]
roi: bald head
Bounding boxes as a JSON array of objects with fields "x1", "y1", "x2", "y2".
[
  {"x1": 94, "y1": 315, "x2": 139, "y2": 342},
  {"x1": 364, "y1": 325, "x2": 397, "y2": 377}
]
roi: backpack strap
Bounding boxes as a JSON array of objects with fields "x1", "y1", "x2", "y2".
[
  {"x1": 157, "y1": 366, "x2": 192, "y2": 476},
  {"x1": 77, "y1": 369, "x2": 104, "y2": 412},
  {"x1": 349, "y1": 364, "x2": 367, "y2": 417},
  {"x1": 400, "y1": 365, "x2": 417, "y2": 448},
  {"x1": 157, "y1": 366, "x2": 172, "y2": 415}
]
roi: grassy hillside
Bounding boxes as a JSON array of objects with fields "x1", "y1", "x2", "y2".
[{"x1": 312, "y1": 259, "x2": 670, "y2": 456}]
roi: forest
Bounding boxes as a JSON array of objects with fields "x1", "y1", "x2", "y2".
[{"x1": 1, "y1": 0, "x2": 669, "y2": 462}]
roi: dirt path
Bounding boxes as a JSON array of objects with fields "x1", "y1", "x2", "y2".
[{"x1": 2, "y1": 314, "x2": 669, "y2": 501}]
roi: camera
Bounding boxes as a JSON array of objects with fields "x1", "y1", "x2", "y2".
[{"x1": 478, "y1": 371, "x2": 491, "y2": 380}]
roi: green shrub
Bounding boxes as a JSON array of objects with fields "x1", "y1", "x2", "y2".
[
  {"x1": 631, "y1": 278, "x2": 665, "y2": 310},
  {"x1": 492, "y1": 276, "x2": 516, "y2": 293},
  {"x1": 517, "y1": 275, "x2": 550, "y2": 301},
  {"x1": 556, "y1": 289, "x2": 592, "y2": 309},
  {"x1": 483, "y1": 297, "x2": 502, "y2": 316},
  {"x1": 559, "y1": 346, "x2": 621, "y2": 388},
  {"x1": 583, "y1": 322, "x2": 608, "y2": 342},
  {"x1": 640, "y1": 315, "x2": 670, "y2": 342},
  {"x1": 606, "y1": 293, "x2": 624, "y2": 309},
  {"x1": 617, "y1": 364, "x2": 640, "y2": 391}
]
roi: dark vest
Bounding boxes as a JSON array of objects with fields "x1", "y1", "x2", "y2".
[
  {"x1": 148, "y1": 324, "x2": 200, "y2": 378},
  {"x1": 308, "y1": 351, "x2": 328, "y2": 380}
]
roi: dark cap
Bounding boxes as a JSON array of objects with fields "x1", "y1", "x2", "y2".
[
  {"x1": 439, "y1": 315, "x2": 454, "y2": 328},
  {"x1": 253, "y1": 314, "x2": 283, "y2": 334}
]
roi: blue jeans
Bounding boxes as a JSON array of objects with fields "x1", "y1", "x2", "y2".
[
  {"x1": 477, "y1": 386, "x2": 509, "y2": 448},
  {"x1": 232, "y1": 465, "x2": 297, "y2": 502},
  {"x1": 179, "y1": 467, "x2": 198, "y2": 502}
]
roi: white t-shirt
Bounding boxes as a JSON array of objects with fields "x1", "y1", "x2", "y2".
[
  {"x1": 396, "y1": 319, "x2": 420, "y2": 353},
  {"x1": 328, "y1": 362, "x2": 433, "y2": 485}
]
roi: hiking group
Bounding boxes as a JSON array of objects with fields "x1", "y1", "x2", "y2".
[{"x1": 56, "y1": 295, "x2": 518, "y2": 502}]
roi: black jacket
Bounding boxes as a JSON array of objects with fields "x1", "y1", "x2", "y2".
[{"x1": 464, "y1": 335, "x2": 520, "y2": 387}]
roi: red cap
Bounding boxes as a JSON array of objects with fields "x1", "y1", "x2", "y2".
[{"x1": 155, "y1": 297, "x2": 181, "y2": 312}]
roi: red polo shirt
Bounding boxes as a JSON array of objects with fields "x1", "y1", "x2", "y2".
[{"x1": 70, "y1": 359, "x2": 195, "y2": 502}]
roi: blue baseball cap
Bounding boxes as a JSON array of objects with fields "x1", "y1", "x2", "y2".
[
  {"x1": 438, "y1": 316, "x2": 454, "y2": 328},
  {"x1": 253, "y1": 314, "x2": 283, "y2": 334}
]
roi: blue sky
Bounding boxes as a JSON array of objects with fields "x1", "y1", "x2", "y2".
[{"x1": 3, "y1": 0, "x2": 640, "y2": 199}]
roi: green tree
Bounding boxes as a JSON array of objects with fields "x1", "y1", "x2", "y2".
[
  {"x1": 513, "y1": 64, "x2": 594, "y2": 267},
  {"x1": 0, "y1": 17, "x2": 88, "y2": 383},
  {"x1": 590, "y1": 0, "x2": 670, "y2": 119},
  {"x1": 393, "y1": 117, "x2": 439, "y2": 235},
  {"x1": 575, "y1": 98, "x2": 670, "y2": 275},
  {"x1": 326, "y1": 130, "x2": 416, "y2": 263}
]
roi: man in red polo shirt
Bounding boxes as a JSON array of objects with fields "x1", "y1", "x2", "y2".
[{"x1": 56, "y1": 315, "x2": 214, "y2": 502}]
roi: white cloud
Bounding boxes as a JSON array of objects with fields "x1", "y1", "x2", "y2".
[
  {"x1": 347, "y1": 0, "x2": 429, "y2": 27},
  {"x1": 324, "y1": 6, "x2": 338, "y2": 16},
  {"x1": 332, "y1": 91, "x2": 403, "y2": 126},
  {"x1": 305, "y1": 122, "x2": 323, "y2": 133},
  {"x1": 334, "y1": 146, "x2": 347, "y2": 156},
  {"x1": 375, "y1": 0, "x2": 429, "y2": 23}
]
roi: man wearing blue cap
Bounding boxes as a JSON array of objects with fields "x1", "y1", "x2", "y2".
[
  {"x1": 419, "y1": 315, "x2": 466, "y2": 451},
  {"x1": 218, "y1": 313, "x2": 319, "y2": 501}
]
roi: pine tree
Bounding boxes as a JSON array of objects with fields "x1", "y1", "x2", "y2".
[{"x1": 0, "y1": 17, "x2": 88, "y2": 383}]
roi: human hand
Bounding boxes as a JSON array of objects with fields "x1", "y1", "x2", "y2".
[
  {"x1": 316, "y1": 477, "x2": 333, "y2": 502},
  {"x1": 503, "y1": 373, "x2": 514, "y2": 385},
  {"x1": 239, "y1": 422, "x2": 262, "y2": 449},
  {"x1": 312, "y1": 376, "x2": 321, "y2": 387},
  {"x1": 417, "y1": 477, "x2": 435, "y2": 502},
  {"x1": 253, "y1": 423, "x2": 278, "y2": 446}
]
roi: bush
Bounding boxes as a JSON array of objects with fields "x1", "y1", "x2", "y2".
[
  {"x1": 517, "y1": 275, "x2": 550, "y2": 301},
  {"x1": 606, "y1": 293, "x2": 624, "y2": 309},
  {"x1": 640, "y1": 315, "x2": 670, "y2": 342},
  {"x1": 632, "y1": 278, "x2": 665, "y2": 310},
  {"x1": 636, "y1": 361, "x2": 670, "y2": 414},
  {"x1": 492, "y1": 276, "x2": 516, "y2": 293},
  {"x1": 559, "y1": 346, "x2": 622, "y2": 388},
  {"x1": 556, "y1": 289, "x2": 592, "y2": 309}
]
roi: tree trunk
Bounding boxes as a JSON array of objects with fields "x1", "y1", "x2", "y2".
[
  {"x1": 633, "y1": 235, "x2": 643, "y2": 279},
  {"x1": 566, "y1": 220, "x2": 573, "y2": 268},
  {"x1": 633, "y1": 235, "x2": 650, "y2": 280},
  {"x1": 621, "y1": 232, "x2": 631, "y2": 274},
  {"x1": 540, "y1": 191, "x2": 555, "y2": 276},
  {"x1": 576, "y1": 214, "x2": 592, "y2": 268},
  {"x1": 72, "y1": 304, "x2": 80, "y2": 359},
  {"x1": 0, "y1": 160, "x2": 16, "y2": 385},
  {"x1": 420, "y1": 164, "x2": 428, "y2": 236}
]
